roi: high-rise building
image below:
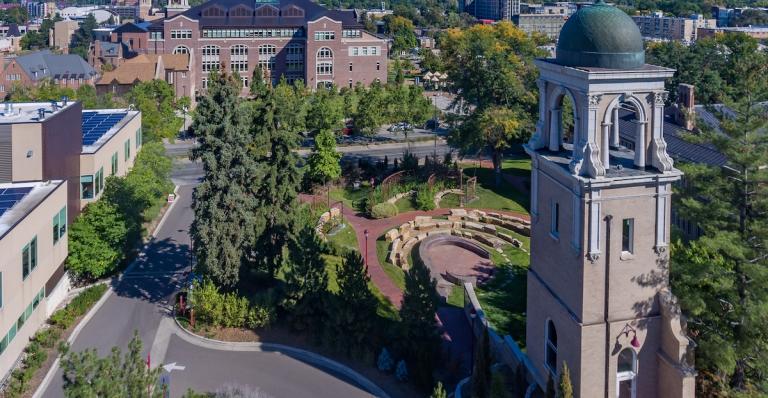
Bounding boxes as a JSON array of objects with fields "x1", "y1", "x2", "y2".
[
  {"x1": 632, "y1": 12, "x2": 716, "y2": 43},
  {"x1": 524, "y1": 3, "x2": 696, "y2": 397},
  {"x1": 459, "y1": 0, "x2": 519, "y2": 21}
]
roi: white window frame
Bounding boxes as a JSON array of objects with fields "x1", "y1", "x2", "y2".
[{"x1": 622, "y1": 218, "x2": 634, "y2": 254}]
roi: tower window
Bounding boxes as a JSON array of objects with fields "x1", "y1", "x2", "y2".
[
  {"x1": 551, "y1": 201, "x2": 559, "y2": 236},
  {"x1": 622, "y1": 218, "x2": 634, "y2": 253},
  {"x1": 545, "y1": 320, "x2": 557, "y2": 375}
]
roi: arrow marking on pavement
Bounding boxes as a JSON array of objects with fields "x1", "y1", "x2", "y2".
[{"x1": 162, "y1": 362, "x2": 186, "y2": 372}]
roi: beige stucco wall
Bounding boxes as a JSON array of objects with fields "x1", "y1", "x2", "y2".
[
  {"x1": 0, "y1": 181, "x2": 67, "y2": 378},
  {"x1": 79, "y1": 112, "x2": 142, "y2": 208},
  {"x1": 11, "y1": 123, "x2": 43, "y2": 182}
]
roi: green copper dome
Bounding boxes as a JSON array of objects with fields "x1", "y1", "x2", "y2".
[{"x1": 556, "y1": 1, "x2": 645, "y2": 69}]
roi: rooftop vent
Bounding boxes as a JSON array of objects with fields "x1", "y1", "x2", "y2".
[
  {"x1": 37, "y1": 108, "x2": 46, "y2": 121},
  {"x1": 62, "y1": 96, "x2": 68, "y2": 106}
]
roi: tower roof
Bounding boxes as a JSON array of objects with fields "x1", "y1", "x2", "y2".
[{"x1": 555, "y1": 1, "x2": 644, "y2": 70}]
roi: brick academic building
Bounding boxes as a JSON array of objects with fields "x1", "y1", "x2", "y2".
[{"x1": 111, "y1": 0, "x2": 388, "y2": 95}]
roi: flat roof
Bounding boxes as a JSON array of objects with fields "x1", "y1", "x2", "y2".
[
  {"x1": 0, "y1": 180, "x2": 64, "y2": 239},
  {"x1": 0, "y1": 101, "x2": 77, "y2": 124},
  {"x1": 81, "y1": 109, "x2": 140, "y2": 154}
]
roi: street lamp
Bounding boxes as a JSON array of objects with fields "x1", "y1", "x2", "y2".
[
  {"x1": 182, "y1": 106, "x2": 188, "y2": 137},
  {"x1": 364, "y1": 229, "x2": 369, "y2": 267}
]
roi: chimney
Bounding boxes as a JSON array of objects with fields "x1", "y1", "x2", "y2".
[{"x1": 675, "y1": 83, "x2": 696, "y2": 131}]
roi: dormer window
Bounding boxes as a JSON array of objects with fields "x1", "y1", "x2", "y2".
[
  {"x1": 202, "y1": 6, "x2": 225, "y2": 17},
  {"x1": 230, "y1": 5, "x2": 252, "y2": 17},
  {"x1": 282, "y1": 5, "x2": 304, "y2": 17},
  {"x1": 255, "y1": 5, "x2": 278, "y2": 17}
]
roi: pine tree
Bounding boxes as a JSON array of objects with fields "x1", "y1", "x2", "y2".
[
  {"x1": 283, "y1": 226, "x2": 329, "y2": 333},
  {"x1": 329, "y1": 251, "x2": 378, "y2": 356},
  {"x1": 399, "y1": 259, "x2": 441, "y2": 391},
  {"x1": 249, "y1": 87, "x2": 303, "y2": 279},
  {"x1": 430, "y1": 382, "x2": 447, "y2": 398},
  {"x1": 557, "y1": 361, "x2": 573, "y2": 398},
  {"x1": 191, "y1": 72, "x2": 264, "y2": 287},
  {"x1": 307, "y1": 128, "x2": 342, "y2": 185},
  {"x1": 672, "y1": 70, "x2": 768, "y2": 393},
  {"x1": 471, "y1": 327, "x2": 492, "y2": 398}
]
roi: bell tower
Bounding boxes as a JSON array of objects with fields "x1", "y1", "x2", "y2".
[{"x1": 524, "y1": 2, "x2": 696, "y2": 398}]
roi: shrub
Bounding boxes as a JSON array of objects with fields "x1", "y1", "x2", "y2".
[
  {"x1": 377, "y1": 347, "x2": 394, "y2": 372},
  {"x1": 414, "y1": 184, "x2": 436, "y2": 211},
  {"x1": 190, "y1": 279, "x2": 274, "y2": 329},
  {"x1": 395, "y1": 360, "x2": 408, "y2": 381},
  {"x1": 371, "y1": 202, "x2": 398, "y2": 219}
]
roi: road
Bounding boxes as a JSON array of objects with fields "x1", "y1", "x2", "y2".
[{"x1": 37, "y1": 158, "x2": 378, "y2": 397}]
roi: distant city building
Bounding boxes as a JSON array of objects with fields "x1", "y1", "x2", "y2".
[
  {"x1": 104, "y1": 0, "x2": 389, "y2": 95},
  {"x1": 697, "y1": 25, "x2": 768, "y2": 40},
  {"x1": 57, "y1": 6, "x2": 119, "y2": 24},
  {"x1": 513, "y1": 13, "x2": 569, "y2": 40},
  {"x1": 26, "y1": 2, "x2": 50, "y2": 19},
  {"x1": 512, "y1": 2, "x2": 575, "y2": 40},
  {"x1": 459, "y1": 0, "x2": 520, "y2": 21},
  {"x1": 632, "y1": 12, "x2": 716, "y2": 43},
  {"x1": 711, "y1": 5, "x2": 768, "y2": 27},
  {"x1": 0, "y1": 50, "x2": 98, "y2": 99},
  {"x1": 49, "y1": 19, "x2": 79, "y2": 51}
]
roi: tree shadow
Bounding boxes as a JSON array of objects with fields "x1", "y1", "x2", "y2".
[{"x1": 111, "y1": 237, "x2": 191, "y2": 303}]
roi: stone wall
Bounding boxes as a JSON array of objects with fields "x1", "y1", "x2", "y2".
[
  {"x1": 384, "y1": 209, "x2": 530, "y2": 269},
  {"x1": 315, "y1": 207, "x2": 341, "y2": 239}
]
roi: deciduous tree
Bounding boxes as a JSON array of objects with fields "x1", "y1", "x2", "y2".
[{"x1": 306, "y1": 129, "x2": 341, "y2": 185}]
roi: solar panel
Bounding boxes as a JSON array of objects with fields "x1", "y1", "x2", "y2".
[
  {"x1": 81, "y1": 112, "x2": 128, "y2": 146},
  {"x1": 0, "y1": 187, "x2": 32, "y2": 218}
]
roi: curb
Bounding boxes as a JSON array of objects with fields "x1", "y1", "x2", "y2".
[
  {"x1": 32, "y1": 286, "x2": 114, "y2": 398},
  {"x1": 122, "y1": 185, "x2": 180, "y2": 277},
  {"x1": 172, "y1": 317, "x2": 391, "y2": 398}
]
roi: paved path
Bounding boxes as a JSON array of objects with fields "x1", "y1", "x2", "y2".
[{"x1": 37, "y1": 166, "x2": 387, "y2": 397}]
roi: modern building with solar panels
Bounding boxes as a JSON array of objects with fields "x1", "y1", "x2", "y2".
[
  {"x1": 79, "y1": 108, "x2": 142, "y2": 208},
  {"x1": 0, "y1": 100, "x2": 142, "y2": 378},
  {"x1": 0, "y1": 180, "x2": 68, "y2": 377}
]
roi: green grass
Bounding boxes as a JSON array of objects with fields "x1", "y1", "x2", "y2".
[
  {"x1": 395, "y1": 196, "x2": 417, "y2": 213},
  {"x1": 446, "y1": 285, "x2": 465, "y2": 308},
  {"x1": 325, "y1": 217, "x2": 358, "y2": 253},
  {"x1": 376, "y1": 238, "x2": 406, "y2": 290},
  {"x1": 329, "y1": 185, "x2": 371, "y2": 212},
  {"x1": 473, "y1": 236, "x2": 530, "y2": 346},
  {"x1": 501, "y1": 156, "x2": 532, "y2": 177},
  {"x1": 460, "y1": 167, "x2": 529, "y2": 213}
]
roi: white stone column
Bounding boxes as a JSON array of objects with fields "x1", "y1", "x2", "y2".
[
  {"x1": 601, "y1": 122, "x2": 611, "y2": 169},
  {"x1": 634, "y1": 120, "x2": 647, "y2": 168},
  {"x1": 611, "y1": 106, "x2": 620, "y2": 147},
  {"x1": 549, "y1": 108, "x2": 561, "y2": 152}
]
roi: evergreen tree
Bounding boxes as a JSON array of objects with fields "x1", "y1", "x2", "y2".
[
  {"x1": 306, "y1": 129, "x2": 342, "y2": 185},
  {"x1": 250, "y1": 64, "x2": 269, "y2": 97},
  {"x1": 471, "y1": 327, "x2": 492, "y2": 398},
  {"x1": 430, "y1": 382, "x2": 447, "y2": 398},
  {"x1": 283, "y1": 227, "x2": 329, "y2": 333},
  {"x1": 672, "y1": 82, "x2": 768, "y2": 393},
  {"x1": 399, "y1": 259, "x2": 441, "y2": 391},
  {"x1": 249, "y1": 87, "x2": 303, "y2": 279},
  {"x1": 60, "y1": 332, "x2": 161, "y2": 397},
  {"x1": 191, "y1": 72, "x2": 264, "y2": 288},
  {"x1": 557, "y1": 361, "x2": 573, "y2": 398},
  {"x1": 329, "y1": 251, "x2": 378, "y2": 356}
]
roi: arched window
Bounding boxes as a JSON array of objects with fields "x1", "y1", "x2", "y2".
[
  {"x1": 172, "y1": 45, "x2": 190, "y2": 55},
  {"x1": 317, "y1": 47, "x2": 333, "y2": 59},
  {"x1": 545, "y1": 320, "x2": 557, "y2": 375},
  {"x1": 617, "y1": 348, "x2": 637, "y2": 398},
  {"x1": 201, "y1": 45, "x2": 221, "y2": 72},
  {"x1": 257, "y1": 44, "x2": 276, "y2": 71},
  {"x1": 230, "y1": 45, "x2": 248, "y2": 73}
]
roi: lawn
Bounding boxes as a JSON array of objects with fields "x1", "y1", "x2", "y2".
[
  {"x1": 395, "y1": 196, "x2": 417, "y2": 213},
  {"x1": 438, "y1": 166, "x2": 529, "y2": 213},
  {"x1": 325, "y1": 217, "x2": 359, "y2": 253},
  {"x1": 376, "y1": 238, "x2": 406, "y2": 291},
  {"x1": 329, "y1": 185, "x2": 371, "y2": 213},
  {"x1": 502, "y1": 155, "x2": 532, "y2": 177}
]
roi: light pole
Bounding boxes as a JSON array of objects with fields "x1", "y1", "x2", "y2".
[
  {"x1": 432, "y1": 93, "x2": 438, "y2": 157},
  {"x1": 182, "y1": 106, "x2": 188, "y2": 138},
  {"x1": 364, "y1": 229, "x2": 369, "y2": 267}
]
